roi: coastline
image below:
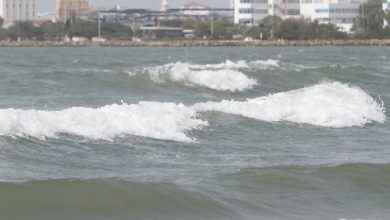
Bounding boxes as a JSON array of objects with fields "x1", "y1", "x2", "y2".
[{"x1": 0, "y1": 39, "x2": 390, "y2": 47}]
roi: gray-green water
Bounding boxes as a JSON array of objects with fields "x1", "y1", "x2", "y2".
[{"x1": 0, "y1": 47, "x2": 389, "y2": 220}]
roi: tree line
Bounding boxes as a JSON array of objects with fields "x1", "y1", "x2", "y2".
[{"x1": 0, "y1": 20, "x2": 133, "y2": 41}]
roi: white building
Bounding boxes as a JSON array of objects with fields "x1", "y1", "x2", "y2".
[
  {"x1": 233, "y1": 0, "x2": 364, "y2": 32},
  {"x1": 0, "y1": 0, "x2": 36, "y2": 22},
  {"x1": 300, "y1": 0, "x2": 364, "y2": 31},
  {"x1": 233, "y1": 0, "x2": 300, "y2": 25},
  {"x1": 383, "y1": 0, "x2": 390, "y2": 26}
]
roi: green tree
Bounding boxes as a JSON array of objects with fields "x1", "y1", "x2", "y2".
[
  {"x1": 273, "y1": 18, "x2": 347, "y2": 40},
  {"x1": 356, "y1": 0, "x2": 390, "y2": 38},
  {"x1": 66, "y1": 21, "x2": 98, "y2": 38},
  {"x1": 1, "y1": 21, "x2": 42, "y2": 40},
  {"x1": 63, "y1": 20, "x2": 132, "y2": 39},
  {"x1": 40, "y1": 21, "x2": 63, "y2": 40},
  {"x1": 247, "y1": 16, "x2": 282, "y2": 39},
  {"x1": 159, "y1": 19, "x2": 183, "y2": 27},
  {"x1": 211, "y1": 19, "x2": 235, "y2": 39},
  {"x1": 194, "y1": 21, "x2": 211, "y2": 39},
  {"x1": 274, "y1": 18, "x2": 306, "y2": 40},
  {"x1": 315, "y1": 23, "x2": 348, "y2": 39},
  {"x1": 100, "y1": 22, "x2": 133, "y2": 40}
]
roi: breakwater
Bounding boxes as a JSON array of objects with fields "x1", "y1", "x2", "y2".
[{"x1": 1, "y1": 39, "x2": 390, "y2": 47}]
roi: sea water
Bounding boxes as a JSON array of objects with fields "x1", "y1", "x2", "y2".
[{"x1": 0, "y1": 46, "x2": 389, "y2": 220}]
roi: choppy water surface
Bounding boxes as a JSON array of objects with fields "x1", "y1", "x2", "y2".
[{"x1": 0, "y1": 47, "x2": 389, "y2": 220}]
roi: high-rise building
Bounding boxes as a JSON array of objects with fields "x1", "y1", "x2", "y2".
[
  {"x1": 0, "y1": 0, "x2": 36, "y2": 22},
  {"x1": 56, "y1": 0, "x2": 91, "y2": 23}
]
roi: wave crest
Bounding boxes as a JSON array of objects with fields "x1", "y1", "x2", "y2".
[
  {"x1": 127, "y1": 59, "x2": 286, "y2": 92},
  {"x1": 0, "y1": 102, "x2": 207, "y2": 142},
  {"x1": 195, "y1": 82, "x2": 386, "y2": 127},
  {"x1": 141, "y1": 61, "x2": 257, "y2": 92}
]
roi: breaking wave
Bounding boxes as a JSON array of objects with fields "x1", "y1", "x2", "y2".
[
  {"x1": 126, "y1": 59, "x2": 289, "y2": 91},
  {"x1": 0, "y1": 82, "x2": 385, "y2": 142},
  {"x1": 195, "y1": 82, "x2": 386, "y2": 128},
  {"x1": 138, "y1": 61, "x2": 257, "y2": 92},
  {"x1": 0, "y1": 102, "x2": 208, "y2": 142},
  {"x1": 181, "y1": 60, "x2": 250, "y2": 70},
  {"x1": 250, "y1": 59, "x2": 280, "y2": 69},
  {"x1": 143, "y1": 59, "x2": 280, "y2": 71}
]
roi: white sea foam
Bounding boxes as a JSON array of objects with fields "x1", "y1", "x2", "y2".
[
  {"x1": 189, "y1": 60, "x2": 249, "y2": 69},
  {"x1": 194, "y1": 82, "x2": 386, "y2": 128},
  {"x1": 127, "y1": 59, "x2": 290, "y2": 91},
  {"x1": 0, "y1": 82, "x2": 385, "y2": 142},
  {"x1": 250, "y1": 59, "x2": 280, "y2": 69},
  {"x1": 143, "y1": 61, "x2": 257, "y2": 92},
  {"x1": 193, "y1": 59, "x2": 280, "y2": 70},
  {"x1": 0, "y1": 102, "x2": 207, "y2": 142}
]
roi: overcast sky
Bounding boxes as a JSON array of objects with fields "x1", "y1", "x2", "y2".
[{"x1": 38, "y1": 0, "x2": 229, "y2": 12}]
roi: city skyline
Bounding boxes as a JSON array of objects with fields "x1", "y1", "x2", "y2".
[{"x1": 38, "y1": 0, "x2": 229, "y2": 12}]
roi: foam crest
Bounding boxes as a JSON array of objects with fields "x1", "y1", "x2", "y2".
[
  {"x1": 189, "y1": 60, "x2": 249, "y2": 69},
  {"x1": 144, "y1": 61, "x2": 257, "y2": 92},
  {"x1": 194, "y1": 82, "x2": 386, "y2": 127},
  {"x1": 129, "y1": 59, "x2": 287, "y2": 91},
  {"x1": 250, "y1": 59, "x2": 280, "y2": 69},
  {"x1": 0, "y1": 102, "x2": 207, "y2": 142}
]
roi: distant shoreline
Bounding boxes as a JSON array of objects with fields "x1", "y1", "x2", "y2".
[{"x1": 1, "y1": 39, "x2": 390, "y2": 47}]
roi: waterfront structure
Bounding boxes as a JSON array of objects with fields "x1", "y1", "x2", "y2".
[
  {"x1": 383, "y1": 0, "x2": 390, "y2": 26},
  {"x1": 0, "y1": 0, "x2": 36, "y2": 22},
  {"x1": 56, "y1": 0, "x2": 91, "y2": 23}
]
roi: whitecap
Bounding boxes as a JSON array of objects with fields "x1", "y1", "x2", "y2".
[
  {"x1": 250, "y1": 59, "x2": 280, "y2": 69},
  {"x1": 127, "y1": 59, "x2": 293, "y2": 91},
  {"x1": 0, "y1": 102, "x2": 207, "y2": 142},
  {"x1": 194, "y1": 82, "x2": 386, "y2": 128},
  {"x1": 143, "y1": 61, "x2": 257, "y2": 92},
  {"x1": 189, "y1": 60, "x2": 249, "y2": 69}
]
